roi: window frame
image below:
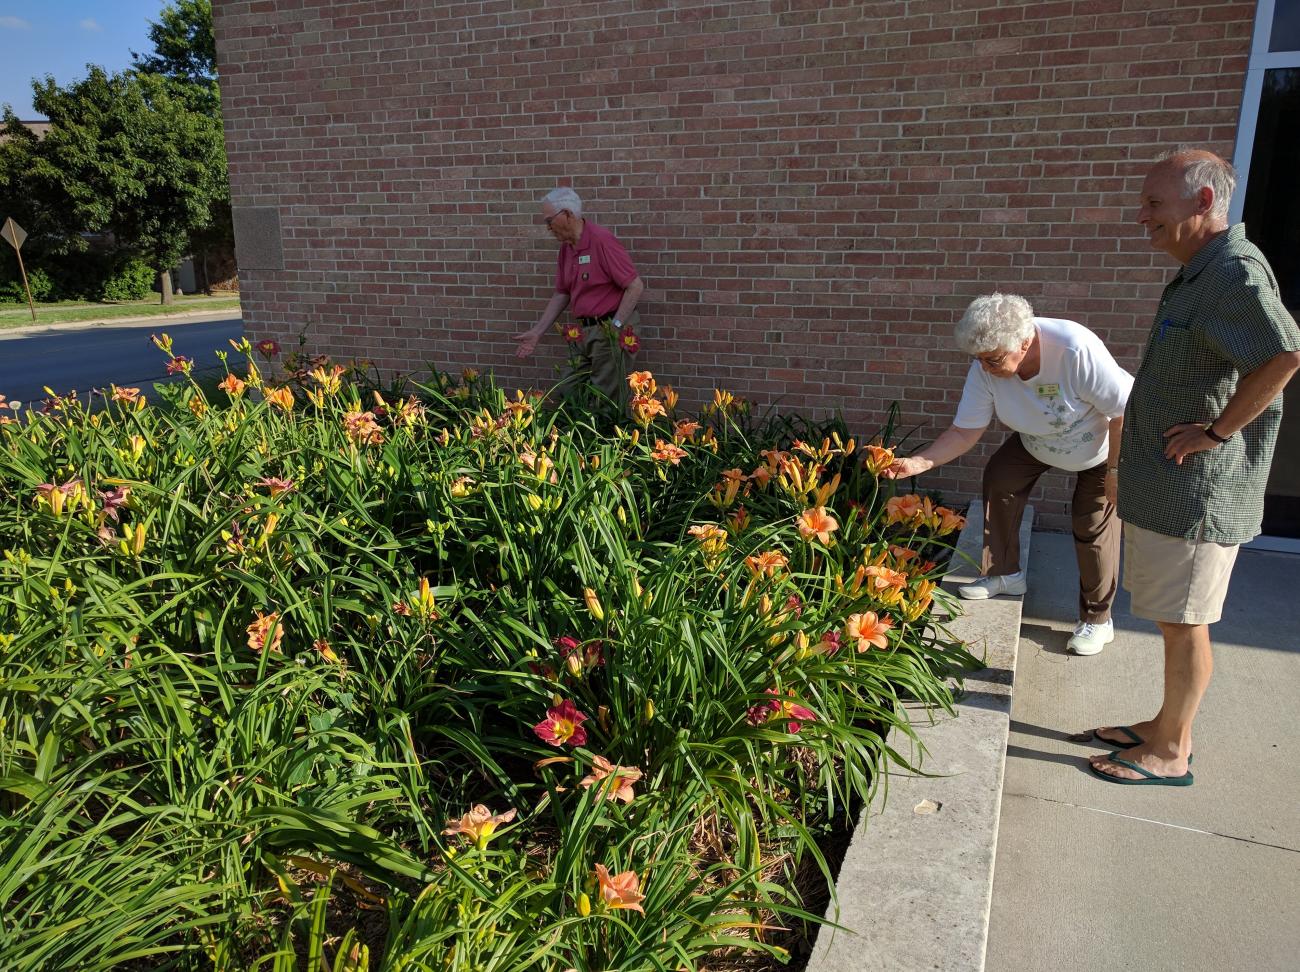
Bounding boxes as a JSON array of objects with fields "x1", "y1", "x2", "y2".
[{"x1": 1230, "y1": 0, "x2": 1300, "y2": 222}]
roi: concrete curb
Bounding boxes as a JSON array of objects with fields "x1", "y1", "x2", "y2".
[
  {"x1": 0, "y1": 307, "x2": 241, "y2": 340},
  {"x1": 806, "y1": 505, "x2": 1031, "y2": 972}
]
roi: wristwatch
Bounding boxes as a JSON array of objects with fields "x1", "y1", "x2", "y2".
[
  {"x1": 1203, "y1": 422, "x2": 1229, "y2": 443},
  {"x1": 612, "y1": 318, "x2": 624, "y2": 329}
]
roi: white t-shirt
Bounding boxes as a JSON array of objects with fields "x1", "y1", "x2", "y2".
[{"x1": 952, "y1": 317, "x2": 1133, "y2": 472}]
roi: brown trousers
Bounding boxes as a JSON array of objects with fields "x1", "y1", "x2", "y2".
[
  {"x1": 557, "y1": 309, "x2": 639, "y2": 406},
  {"x1": 981, "y1": 433, "x2": 1119, "y2": 623}
]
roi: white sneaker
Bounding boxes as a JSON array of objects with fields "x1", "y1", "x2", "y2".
[
  {"x1": 956, "y1": 571, "x2": 1027, "y2": 600},
  {"x1": 1068, "y1": 619, "x2": 1114, "y2": 656}
]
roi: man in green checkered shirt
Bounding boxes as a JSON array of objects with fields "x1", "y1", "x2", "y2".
[{"x1": 1090, "y1": 149, "x2": 1300, "y2": 787}]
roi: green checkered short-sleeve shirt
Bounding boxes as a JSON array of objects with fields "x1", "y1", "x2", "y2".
[{"x1": 1118, "y1": 225, "x2": 1300, "y2": 543}]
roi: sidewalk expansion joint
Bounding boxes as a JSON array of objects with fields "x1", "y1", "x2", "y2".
[{"x1": 1006, "y1": 791, "x2": 1300, "y2": 854}]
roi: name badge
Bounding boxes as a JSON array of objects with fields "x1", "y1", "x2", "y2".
[
  {"x1": 1036, "y1": 383, "x2": 1060, "y2": 398},
  {"x1": 578, "y1": 255, "x2": 591, "y2": 265}
]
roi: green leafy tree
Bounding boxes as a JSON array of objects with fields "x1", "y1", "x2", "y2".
[
  {"x1": 26, "y1": 67, "x2": 227, "y2": 303},
  {"x1": 133, "y1": 0, "x2": 216, "y2": 84}
]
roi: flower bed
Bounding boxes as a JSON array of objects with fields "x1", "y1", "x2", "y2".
[{"x1": 0, "y1": 340, "x2": 976, "y2": 971}]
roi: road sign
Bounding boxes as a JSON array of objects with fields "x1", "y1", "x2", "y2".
[
  {"x1": 1, "y1": 217, "x2": 26, "y2": 251},
  {"x1": 1, "y1": 217, "x2": 36, "y2": 321}
]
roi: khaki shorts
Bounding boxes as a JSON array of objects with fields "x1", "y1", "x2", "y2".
[{"x1": 1123, "y1": 523, "x2": 1239, "y2": 625}]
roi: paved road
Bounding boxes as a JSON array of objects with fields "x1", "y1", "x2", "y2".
[{"x1": 0, "y1": 315, "x2": 245, "y2": 406}]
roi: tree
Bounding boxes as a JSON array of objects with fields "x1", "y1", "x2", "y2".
[
  {"x1": 27, "y1": 67, "x2": 227, "y2": 303},
  {"x1": 132, "y1": 0, "x2": 216, "y2": 85}
]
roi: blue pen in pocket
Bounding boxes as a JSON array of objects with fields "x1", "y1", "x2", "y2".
[{"x1": 1159, "y1": 318, "x2": 1174, "y2": 339}]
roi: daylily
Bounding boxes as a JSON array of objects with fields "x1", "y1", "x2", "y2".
[
  {"x1": 935, "y1": 506, "x2": 966, "y2": 535},
  {"x1": 557, "y1": 635, "x2": 605, "y2": 672},
  {"x1": 796, "y1": 506, "x2": 839, "y2": 545},
  {"x1": 151, "y1": 332, "x2": 173, "y2": 354},
  {"x1": 443, "y1": 805, "x2": 517, "y2": 850},
  {"x1": 111, "y1": 386, "x2": 145, "y2": 409},
  {"x1": 594, "y1": 864, "x2": 645, "y2": 914},
  {"x1": 462, "y1": 367, "x2": 480, "y2": 382},
  {"x1": 687, "y1": 523, "x2": 728, "y2": 563},
  {"x1": 819, "y1": 630, "x2": 843, "y2": 655},
  {"x1": 166, "y1": 355, "x2": 193, "y2": 375},
  {"x1": 650, "y1": 439, "x2": 687, "y2": 464},
  {"x1": 313, "y1": 638, "x2": 340, "y2": 663},
  {"x1": 256, "y1": 476, "x2": 296, "y2": 499},
  {"x1": 862, "y1": 443, "x2": 895, "y2": 476},
  {"x1": 885, "y1": 494, "x2": 924, "y2": 525},
  {"x1": 264, "y1": 386, "x2": 295, "y2": 412},
  {"x1": 890, "y1": 544, "x2": 921, "y2": 567},
  {"x1": 630, "y1": 395, "x2": 666, "y2": 427},
  {"x1": 672, "y1": 420, "x2": 701, "y2": 442},
  {"x1": 449, "y1": 475, "x2": 476, "y2": 498},
  {"x1": 343, "y1": 409, "x2": 385, "y2": 446},
  {"x1": 533, "y1": 699, "x2": 590, "y2": 747},
  {"x1": 309, "y1": 364, "x2": 346, "y2": 394},
  {"x1": 98, "y1": 485, "x2": 131, "y2": 521},
  {"x1": 218, "y1": 373, "x2": 246, "y2": 398},
  {"x1": 662, "y1": 386, "x2": 678, "y2": 411},
  {"x1": 246, "y1": 611, "x2": 285, "y2": 654},
  {"x1": 747, "y1": 688, "x2": 817, "y2": 733},
  {"x1": 35, "y1": 478, "x2": 85, "y2": 517},
  {"x1": 560, "y1": 321, "x2": 583, "y2": 343},
  {"x1": 727, "y1": 504, "x2": 750, "y2": 534},
  {"x1": 845, "y1": 611, "x2": 893, "y2": 651},
  {"x1": 579, "y1": 756, "x2": 643, "y2": 804},
  {"x1": 745, "y1": 550, "x2": 789, "y2": 579},
  {"x1": 627, "y1": 370, "x2": 656, "y2": 396},
  {"x1": 617, "y1": 328, "x2": 640, "y2": 354},
  {"x1": 188, "y1": 396, "x2": 209, "y2": 418},
  {"x1": 255, "y1": 339, "x2": 281, "y2": 358}
]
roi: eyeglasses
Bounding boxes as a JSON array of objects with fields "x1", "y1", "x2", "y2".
[
  {"x1": 975, "y1": 349, "x2": 1012, "y2": 368},
  {"x1": 544, "y1": 210, "x2": 567, "y2": 228}
]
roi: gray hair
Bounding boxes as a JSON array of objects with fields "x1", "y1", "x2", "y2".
[
  {"x1": 1156, "y1": 148, "x2": 1236, "y2": 222},
  {"x1": 954, "y1": 293, "x2": 1036, "y2": 355},
  {"x1": 541, "y1": 187, "x2": 583, "y2": 217}
]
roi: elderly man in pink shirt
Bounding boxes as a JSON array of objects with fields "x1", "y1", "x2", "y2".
[{"x1": 515, "y1": 188, "x2": 646, "y2": 403}]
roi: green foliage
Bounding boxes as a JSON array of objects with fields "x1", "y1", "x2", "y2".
[
  {"x1": 0, "y1": 266, "x2": 52, "y2": 304},
  {"x1": 133, "y1": 0, "x2": 217, "y2": 86},
  {"x1": 98, "y1": 256, "x2": 157, "y2": 301},
  {"x1": 0, "y1": 349, "x2": 977, "y2": 970}
]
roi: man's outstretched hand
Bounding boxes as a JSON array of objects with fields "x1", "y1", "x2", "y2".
[{"x1": 514, "y1": 330, "x2": 541, "y2": 359}]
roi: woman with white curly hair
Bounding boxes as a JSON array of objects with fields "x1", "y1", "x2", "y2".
[{"x1": 885, "y1": 293, "x2": 1133, "y2": 656}]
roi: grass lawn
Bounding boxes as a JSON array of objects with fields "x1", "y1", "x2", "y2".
[{"x1": 0, "y1": 293, "x2": 241, "y2": 329}]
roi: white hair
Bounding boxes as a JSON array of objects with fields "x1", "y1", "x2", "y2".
[
  {"x1": 1156, "y1": 148, "x2": 1236, "y2": 222},
  {"x1": 954, "y1": 293, "x2": 1036, "y2": 355},
  {"x1": 541, "y1": 187, "x2": 583, "y2": 217}
]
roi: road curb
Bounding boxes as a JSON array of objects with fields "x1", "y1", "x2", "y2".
[{"x1": 0, "y1": 307, "x2": 241, "y2": 340}]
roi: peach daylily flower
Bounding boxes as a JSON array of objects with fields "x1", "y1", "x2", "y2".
[
  {"x1": 796, "y1": 506, "x2": 839, "y2": 545},
  {"x1": 533, "y1": 700, "x2": 590, "y2": 748},
  {"x1": 256, "y1": 476, "x2": 296, "y2": 499},
  {"x1": 845, "y1": 611, "x2": 893, "y2": 651},
  {"x1": 672, "y1": 420, "x2": 701, "y2": 443},
  {"x1": 864, "y1": 565, "x2": 909, "y2": 603},
  {"x1": 579, "y1": 756, "x2": 643, "y2": 804},
  {"x1": 631, "y1": 395, "x2": 667, "y2": 427},
  {"x1": 594, "y1": 864, "x2": 646, "y2": 915},
  {"x1": 443, "y1": 804, "x2": 517, "y2": 849},
  {"x1": 884, "y1": 494, "x2": 924, "y2": 525},
  {"x1": 934, "y1": 506, "x2": 966, "y2": 536},
  {"x1": 247, "y1": 611, "x2": 285, "y2": 654}
]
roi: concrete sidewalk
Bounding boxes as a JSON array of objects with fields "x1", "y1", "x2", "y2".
[{"x1": 986, "y1": 532, "x2": 1300, "y2": 972}]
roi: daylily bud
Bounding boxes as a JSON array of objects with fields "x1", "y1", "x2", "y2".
[
  {"x1": 131, "y1": 523, "x2": 146, "y2": 557},
  {"x1": 583, "y1": 588, "x2": 605, "y2": 621},
  {"x1": 597, "y1": 705, "x2": 611, "y2": 733},
  {"x1": 565, "y1": 652, "x2": 584, "y2": 678},
  {"x1": 526, "y1": 493, "x2": 543, "y2": 511},
  {"x1": 643, "y1": 698, "x2": 655, "y2": 722},
  {"x1": 577, "y1": 892, "x2": 592, "y2": 917}
]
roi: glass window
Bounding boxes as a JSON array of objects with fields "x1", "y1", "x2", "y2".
[
  {"x1": 1242, "y1": 68, "x2": 1300, "y2": 312},
  {"x1": 1271, "y1": 0, "x2": 1300, "y2": 51}
]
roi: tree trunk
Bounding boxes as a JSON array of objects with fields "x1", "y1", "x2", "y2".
[{"x1": 159, "y1": 269, "x2": 174, "y2": 305}]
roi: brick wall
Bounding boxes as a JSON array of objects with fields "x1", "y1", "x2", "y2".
[{"x1": 211, "y1": 0, "x2": 1253, "y2": 528}]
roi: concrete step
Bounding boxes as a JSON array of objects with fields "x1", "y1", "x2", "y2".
[{"x1": 807, "y1": 505, "x2": 1031, "y2": 972}]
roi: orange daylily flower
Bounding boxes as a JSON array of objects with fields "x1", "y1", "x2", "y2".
[
  {"x1": 631, "y1": 395, "x2": 667, "y2": 427},
  {"x1": 935, "y1": 506, "x2": 966, "y2": 535},
  {"x1": 218, "y1": 373, "x2": 246, "y2": 398},
  {"x1": 313, "y1": 638, "x2": 340, "y2": 663},
  {"x1": 247, "y1": 611, "x2": 285, "y2": 654},
  {"x1": 672, "y1": 420, "x2": 701, "y2": 443},
  {"x1": 579, "y1": 756, "x2": 643, "y2": 804},
  {"x1": 796, "y1": 506, "x2": 839, "y2": 545},
  {"x1": 343, "y1": 409, "x2": 385, "y2": 446},
  {"x1": 662, "y1": 386, "x2": 678, "y2": 412},
  {"x1": 443, "y1": 805, "x2": 517, "y2": 850},
  {"x1": 651, "y1": 439, "x2": 688, "y2": 465},
  {"x1": 745, "y1": 550, "x2": 789, "y2": 579},
  {"x1": 594, "y1": 864, "x2": 646, "y2": 915},
  {"x1": 111, "y1": 385, "x2": 142, "y2": 405},
  {"x1": 264, "y1": 386, "x2": 295, "y2": 412},
  {"x1": 862, "y1": 444, "x2": 895, "y2": 476},
  {"x1": 627, "y1": 371, "x2": 656, "y2": 396},
  {"x1": 845, "y1": 611, "x2": 893, "y2": 651}
]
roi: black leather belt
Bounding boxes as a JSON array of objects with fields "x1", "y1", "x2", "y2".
[{"x1": 578, "y1": 314, "x2": 616, "y2": 327}]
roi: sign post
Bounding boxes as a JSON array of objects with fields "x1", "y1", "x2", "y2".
[{"x1": 1, "y1": 217, "x2": 36, "y2": 322}]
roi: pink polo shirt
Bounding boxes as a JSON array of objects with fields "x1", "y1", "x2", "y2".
[{"x1": 555, "y1": 221, "x2": 639, "y2": 319}]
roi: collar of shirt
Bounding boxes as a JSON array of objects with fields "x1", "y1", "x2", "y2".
[
  {"x1": 568, "y1": 220, "x2": 591, "y2": 253},
  {"x1": 1179, "y1": 223, "x2": 1242, "y2": 282}
]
